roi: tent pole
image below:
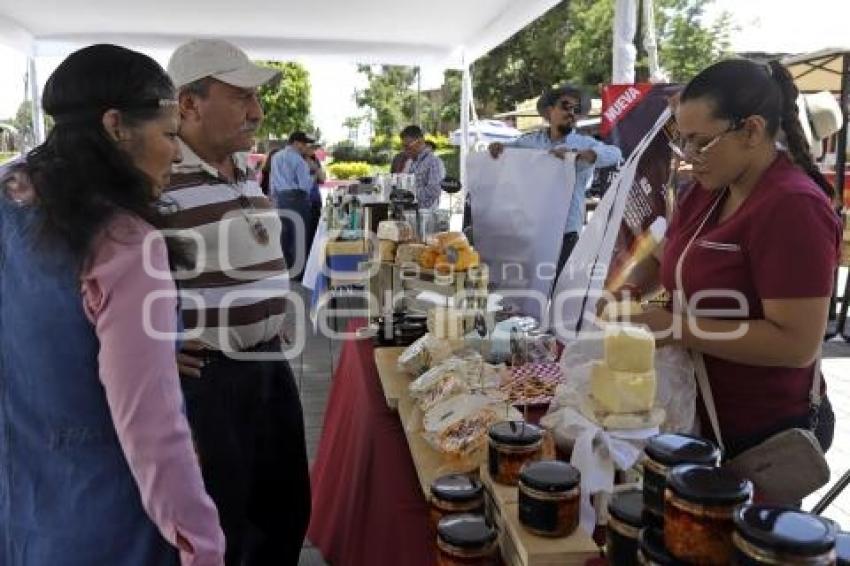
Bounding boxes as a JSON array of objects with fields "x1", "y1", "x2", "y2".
[
  {"x1": 416, "y1": 65, "x2": 422, "y2": 128},
  {"x1": 835, "y1": 54, "x2": 849, "y2": 212},
  {"x1": 28, "y1": 56, "x2": 45, "y2": 146},
  {"x1": 833, "y1": 53, "x2": 850, "y2": 339},
  {"x1": 460, "y1": 59, "x2": 470, "y2": 190}
]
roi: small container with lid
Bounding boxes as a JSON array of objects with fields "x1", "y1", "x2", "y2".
[
  {"x1": 642, "y1": 434, "x2": 720, "y2": 526},
  {"x1": 731, "y1": 504, "x2": 837, "y2": 565},
  {"x1": 637, "y1": 528, "x2": 683, "y2": 565},
  {"x1": 664, "y1": 464, "x2": 752, "y2": 565},
  {"x1": 430, "y1": 474, "x2": 485, "y2": 532},
  {"x1": 436, "y1": 514, "x2": 500, "y2": 566},
  {"x1": 607, "y1": 489, "x2": 645, "y2": 566},
  {"x1": 518, "y1": 460, "x2": 581, "y2": 538},
  {"x1": 488, "y1": 421, "x2": 543, "y2": 485}
]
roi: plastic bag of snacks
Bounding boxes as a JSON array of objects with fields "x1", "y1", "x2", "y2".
[
  {"x1": 423, "y1": 394, "x2": 522, "y2": 457},
  {"x1": 410, "y1": 359, "x2": 472, "y2": 413},
  {"x1": 397, "y1": 334, "x2": 466, "y2": 376}
]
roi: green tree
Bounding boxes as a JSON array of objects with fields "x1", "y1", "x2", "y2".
[
  {"x1": 355, "y1": 65, "x2": 418, "y2": 147},
  {"x1": 9, "y1": 100, "x2": 53, "y2": 146},
  {"x1": 255, "y1": 61, "x2": 313, "y2": 140},
  {"x1": 659, "y1": 1, "x2": 732, "y2": 82},
  {"x1": 12, "y1": 101, "x2": 32, "y2": 139},
  {"x1": 471, "y1": 0, "x2": 572, "y2": 114},
  {"x1": 563, "y1": 0, "x2": 732, "y2": 87},
  {"x1": 562, "y1": 0, "x2": 616, "y2": 88}
]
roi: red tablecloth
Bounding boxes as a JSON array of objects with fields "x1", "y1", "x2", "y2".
[{"x1": 308, "y1": 335, "x2": 436, "y2": 566}]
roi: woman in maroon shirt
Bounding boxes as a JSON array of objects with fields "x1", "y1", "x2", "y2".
[{"x1": 623, "y1": 59, "x2": 839, "y2": 459}]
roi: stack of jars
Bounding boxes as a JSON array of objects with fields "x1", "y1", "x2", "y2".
[
  {"x1": 429, "y1": 474, "x2": 498, "y2": 566},
  {"x1": 604, "y1": 432, "x2": 843, "y2": 565},
  {"x1": 487, "y1": 420, "x2": 583, "y2": 540}
]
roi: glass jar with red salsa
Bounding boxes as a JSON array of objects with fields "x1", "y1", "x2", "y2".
[{"x1": 664, "y1": 464, "x2": 752, "y2": 565}]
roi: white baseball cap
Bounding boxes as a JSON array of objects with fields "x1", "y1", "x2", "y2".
[{"x1": 167, "y1": 38, "x2": 280, "y2": 89}]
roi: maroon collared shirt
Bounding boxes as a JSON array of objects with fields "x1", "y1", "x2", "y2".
[{"x1": 660, "y1": 153, "x2": 841, "y2": 445}]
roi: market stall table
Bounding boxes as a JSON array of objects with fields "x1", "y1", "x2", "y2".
[
  {"x1": 308, "y1": 334, "x2": 436, "y2": 566},
  {"x1": 309, "y1": 329, "x2": 601, "y2": 565}
]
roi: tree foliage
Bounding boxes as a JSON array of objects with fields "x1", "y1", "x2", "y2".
[
  {"x1": 355, "y1": 0, "x2": 732, "y2": 134},
  {"x1": 471, "y1": 1, "x2": 572, "y2": 114},
  {"x1": 658, "y1": 1, "x2": 733, "y2": 82},
  {"x1": 255, "y1": 61, "x2": 313, "y2": 140},
  {"x1": 563, "y1": 0, "x2": 732, "y2": 87},
  {"x1": 355, "y1": 65, "x2": 418, "y2": 145}
]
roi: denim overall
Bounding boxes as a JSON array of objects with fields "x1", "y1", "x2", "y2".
[{"x1": 0, "y1": 197, "x2": 177, "y2": 565}]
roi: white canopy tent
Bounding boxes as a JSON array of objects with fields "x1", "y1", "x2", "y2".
[{"x1": 0, "y1": 0, "x2": 562, "y2": 185}]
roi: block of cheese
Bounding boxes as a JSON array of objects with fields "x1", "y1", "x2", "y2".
[
  {"x1": 428, "y1": 306, "x2": 466, "y2": 340},
  {"x1": 419, "y1": 248, "x2": 439, "y2": 269},
  {"x1": 396, "y1": 243, "x2": 427, "y2": 264},
  {"x1": 376, "y1": 220, "x2": 414, "y2": 242},
  {"x1": 425, "y1": 231, "x2": 469, "y2": 251},
  {"x1": 378, "y1": 240, "x2": 397, "y2": 262},
  {"x1": 590, "y1": 361, "x2": 657, "y2": 414},
  {"x1": 600, "y1": 300, "x2": 643, "y2": 322},
  {"x1": 604, "y1": 323, "x2": 654, "y2": 373}
]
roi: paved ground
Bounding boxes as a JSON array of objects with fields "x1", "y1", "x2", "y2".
[{"x1": 294, "y1": 285, "x2": 850, "y2": 564}]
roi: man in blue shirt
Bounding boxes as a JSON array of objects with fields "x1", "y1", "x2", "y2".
[
  {"x1": 489, "y1": 84, "x2": 622, "y2": 277},
  {"x1": 392, "y1": 125, "x2": 446, "y2": 209},
  {"x1": 271, "y1": 131, "x2": 315, "y2": 280}
]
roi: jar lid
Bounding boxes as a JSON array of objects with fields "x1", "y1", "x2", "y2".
[
  {"x1": 396, "y1": 321, "x2": 426, "y2": 333},
  {"x1": 519, "y1": 460, "x2": 580, "y2": 493},
  {"x1": 608, "y1": 488, "x2": 644, "y2": 528},
  {"x1": 667, "y1": 464, "x2": 751, "y2": 506},
  {"x1": 644, "y1": 433, "x2": 720, "y2": 467},
  {"x1": 836, "y1": 531, "x2": 850, "y2": 565},
  {"x1": 431, "y1": 474, "x2": 484, "y2": 503},
  {"x1": 733, "y1": 505, "x2": 837, "y2": 557},
  {"x1": 404, "y1": 313, "x2": 428, "y2": 324},
  {"x1": 638, "y1": 528, "x2": 682, "y2": 565},
  {"x1": 437, "y1": 514, "x2": 497, "y2": 549},
  {"x1": 488, "y1": 421, "x2": 543, "y2": 446}
]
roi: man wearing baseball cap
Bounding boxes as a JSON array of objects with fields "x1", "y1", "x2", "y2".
[
  {"x1": 489, "y1": 84, "x2": 622, "y2": 281},
  {"x1": 162, "y1": 38, "x2": 310, "y2": 566},
  {"x1": 270, "y1": 130, "x2": 317, "y2": 280}
]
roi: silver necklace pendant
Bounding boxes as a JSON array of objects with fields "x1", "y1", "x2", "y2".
[{"x1": 250, "y1": 219, "x2": 270, "y2": 246}]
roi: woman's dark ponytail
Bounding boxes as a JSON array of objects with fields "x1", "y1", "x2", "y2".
[{"x1": 767, "y1": 60, "x2": 835, "y2": 199}]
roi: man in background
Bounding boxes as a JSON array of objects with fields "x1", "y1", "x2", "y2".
[
  {"x1": 271, "y1": 131, "x2": 316, "y2": 280},
  {"x1": 391, "y1": 125, "x2": 446, "y2": 209},
  {"x1": 489, "y1": 84, "x2": 622, "y2": 275}
]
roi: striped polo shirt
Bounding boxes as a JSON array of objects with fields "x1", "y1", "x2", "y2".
[{"x1": 161, "y1": 139, "x2": 288, "y2": 352}]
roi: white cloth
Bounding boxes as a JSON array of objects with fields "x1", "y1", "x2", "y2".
[
  {"x1": 551, "y1": 108, "x2": 671, "y2": 341},
  {"x1": 541, "y1": 406, "x2": 658, "y2": 532},
  {"x1": 467, "y1": 149, "x2": 576, "y2": 322},
  {"x1": 302, "y1": 218, "x2": 327, "y2": 292}
]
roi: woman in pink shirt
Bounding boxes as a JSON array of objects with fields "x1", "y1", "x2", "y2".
[{"x1": 0, "y1": 45, "x2": 224, "y2": 565}]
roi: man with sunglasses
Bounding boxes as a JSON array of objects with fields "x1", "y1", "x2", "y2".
[{"x1": 489, "y1": 84, "x2": 622, "y2": 277}]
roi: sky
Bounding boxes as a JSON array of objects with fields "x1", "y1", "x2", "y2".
[{"x1": 1, "y1": 0, "x2": 848, "y2": 143}]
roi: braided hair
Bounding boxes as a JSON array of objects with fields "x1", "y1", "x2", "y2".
[{"x1": 681, "y1": 58, "x2": 834, "y2": 198}]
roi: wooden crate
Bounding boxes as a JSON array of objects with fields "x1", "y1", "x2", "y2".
[{"x1": 481, "y1": 465, "x2": 599, "y2": 566}]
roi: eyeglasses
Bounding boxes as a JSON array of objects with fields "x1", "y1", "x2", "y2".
[{"x1": 669, "y1": 119, "x2": 745, "y2": 162}]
